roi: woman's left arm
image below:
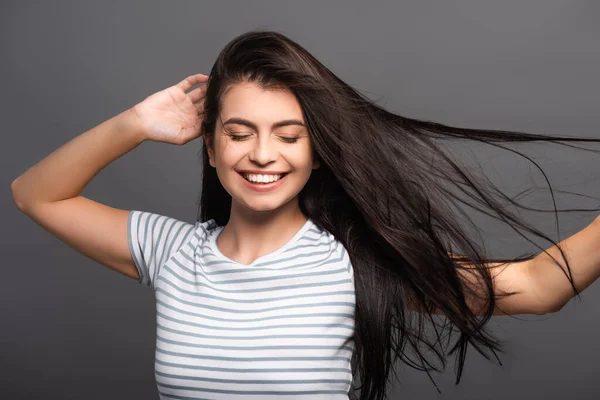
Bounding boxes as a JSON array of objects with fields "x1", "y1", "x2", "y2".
[
  {"x1": 526, "y1": 215, "x2": 600, "y2": 314},
  {"x1": 455, "y1": 215, "x2": 600, "y2": 316},
  {"x1": 407, "y1": 217, "x2": 600, "y2": 316}
]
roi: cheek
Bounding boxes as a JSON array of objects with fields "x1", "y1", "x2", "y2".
[
  {"x1": 289, "y1": 143, "x2": 315, "y2": 163},
  {"x1": 213, "y1": 140, "x2": 315, "y2": 171},
  {"x1": 214, "y1": 143, "x2": 244, "y2": 166}
]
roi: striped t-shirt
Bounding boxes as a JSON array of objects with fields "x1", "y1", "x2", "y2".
[{"x1": 127, "y1": 210, "x2": 356, "y2": 399}]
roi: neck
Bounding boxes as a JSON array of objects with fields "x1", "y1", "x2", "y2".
[{"x1": 217, "y1": 198, "x2": 308, "y2": 265}]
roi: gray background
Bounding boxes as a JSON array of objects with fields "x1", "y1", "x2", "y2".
[{"x1": 3, "y1": 1, "x2": 600, "y2": 399}]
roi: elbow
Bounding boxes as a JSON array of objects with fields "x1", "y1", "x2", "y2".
[
  {"x1": 539, "y1": 297, "x2": 567, "y2": 315},
  {"x1": 526, "y1": 256, "x2": 570, "y2": 316},
  {"x1": 11, "y1": 179, "x2": 26, "y2": 212},
  {"x1": 11, "y1": 180, "x2": 22, "y2": 209}
]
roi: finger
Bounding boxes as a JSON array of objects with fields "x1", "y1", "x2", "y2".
[
  {"x1": 175, "y1": 73, "x2": 209, "y2": 92},
  {"x1": 187, "y1": 85, "x2": 207, "y2": 103}
]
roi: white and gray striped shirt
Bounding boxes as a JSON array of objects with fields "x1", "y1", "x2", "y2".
[{"x1": 128, "y1": 210, "x2": 356, "y2": 399}]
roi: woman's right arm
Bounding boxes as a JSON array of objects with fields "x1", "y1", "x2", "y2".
[
  {"x1": 10, "y1": 73, "x2": 208, "y2": 282},
  {"x1": 11, "y1": 109, "x2": 148, "y2": 281}
]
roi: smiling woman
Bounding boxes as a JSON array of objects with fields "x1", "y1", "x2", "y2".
[{"x1": 11, "y1": 28, "x2": 600, "y2": 400}]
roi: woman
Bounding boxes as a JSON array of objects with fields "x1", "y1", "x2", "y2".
[{"x1": 11, "y1": 30, "x2": 600, "y2": 400}]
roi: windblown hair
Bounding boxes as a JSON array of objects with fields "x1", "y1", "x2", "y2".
[{"x1": 197, "y1": 30, "x2": 600, "y2": 400}]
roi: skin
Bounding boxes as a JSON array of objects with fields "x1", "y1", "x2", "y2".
[{"x1": 203, "y1": 81, "x2": 320, "y2": 266}]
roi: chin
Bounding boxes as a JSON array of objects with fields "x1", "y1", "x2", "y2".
[
  {"x1": 243, "y1": 202, "x2": 285, "y2": 213},
  {"x1": 236, "y1": 194, "x2": 299, "y2": 213}
]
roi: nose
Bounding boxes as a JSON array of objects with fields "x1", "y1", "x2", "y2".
[{"x1": 248, "y1": 136, "x2": 278, "y2": 165}]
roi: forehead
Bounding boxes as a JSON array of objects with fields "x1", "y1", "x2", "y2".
[{"x1": 220, "y1": 81, "x2": 304, "y2": 122}]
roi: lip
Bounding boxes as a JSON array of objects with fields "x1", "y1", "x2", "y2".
[
  {"x1": 238, "y1": 171, "x2": 288, "y2": 192},
  {"x1": 237, "y1": 170, "x2": 289, "y2": 175}
]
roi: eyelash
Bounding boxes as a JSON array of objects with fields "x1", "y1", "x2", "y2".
[{"x1": 228, "y1": 134, "x2": 299, "y2": 144}]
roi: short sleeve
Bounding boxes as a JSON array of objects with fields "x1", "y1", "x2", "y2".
[
  {"x1": 335, "y1": 240, "x2": 354, "y2": 286},
  {"x1": 127, "y1": 210, "x2": 196, "y2": 287}
]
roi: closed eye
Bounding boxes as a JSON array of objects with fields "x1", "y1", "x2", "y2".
[
  {"x1": 229, "y1": 134, "x2": 250, "y2": 141},
  {"x1": 227, "y1": 133, "x2": 299, "y2": 143}
]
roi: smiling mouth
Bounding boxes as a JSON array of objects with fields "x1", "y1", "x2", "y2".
[{"x1": 238, "y1": 171, "x2": 289, "y2": 184}]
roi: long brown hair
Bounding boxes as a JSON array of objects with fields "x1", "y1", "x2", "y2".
[{"x1": 196, "y1": 30, "x2": 600, "y2": 399}]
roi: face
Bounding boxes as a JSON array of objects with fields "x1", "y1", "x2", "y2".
[{"x1": 204, "y1": 81, "x2": 320, "y2": 214}]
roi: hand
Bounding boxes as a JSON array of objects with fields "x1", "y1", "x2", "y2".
[{"x1": 131, "y1": 73, "x2": 209, "y2": 145}]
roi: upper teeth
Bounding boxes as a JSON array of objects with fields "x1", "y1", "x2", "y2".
[{"x1": 243, "y1": 173, "x2": 284, "y2": 183}]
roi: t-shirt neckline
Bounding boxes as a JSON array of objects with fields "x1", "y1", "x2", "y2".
[{"x1": 210, "y1": 218, "x2": 314, "y2": 267}]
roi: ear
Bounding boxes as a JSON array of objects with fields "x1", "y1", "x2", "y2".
[
  {"x1": 203, "y1": 136, "x2": 215, "y2": 168},
  {"x1": 312, "y1": 151, "x2": 320, "y2": 170}
]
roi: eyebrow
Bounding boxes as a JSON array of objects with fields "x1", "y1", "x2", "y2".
[{"x1": 222, "y1": 117, "x2": 305, "y2": 130}]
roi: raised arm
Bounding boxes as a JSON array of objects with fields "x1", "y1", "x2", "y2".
[
  {"x1": 11, "y1": 109, "x2": 147, "y2": 281},
  {"x1": 10, "y1": 74, "x2": 208, "y2": 282}
]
